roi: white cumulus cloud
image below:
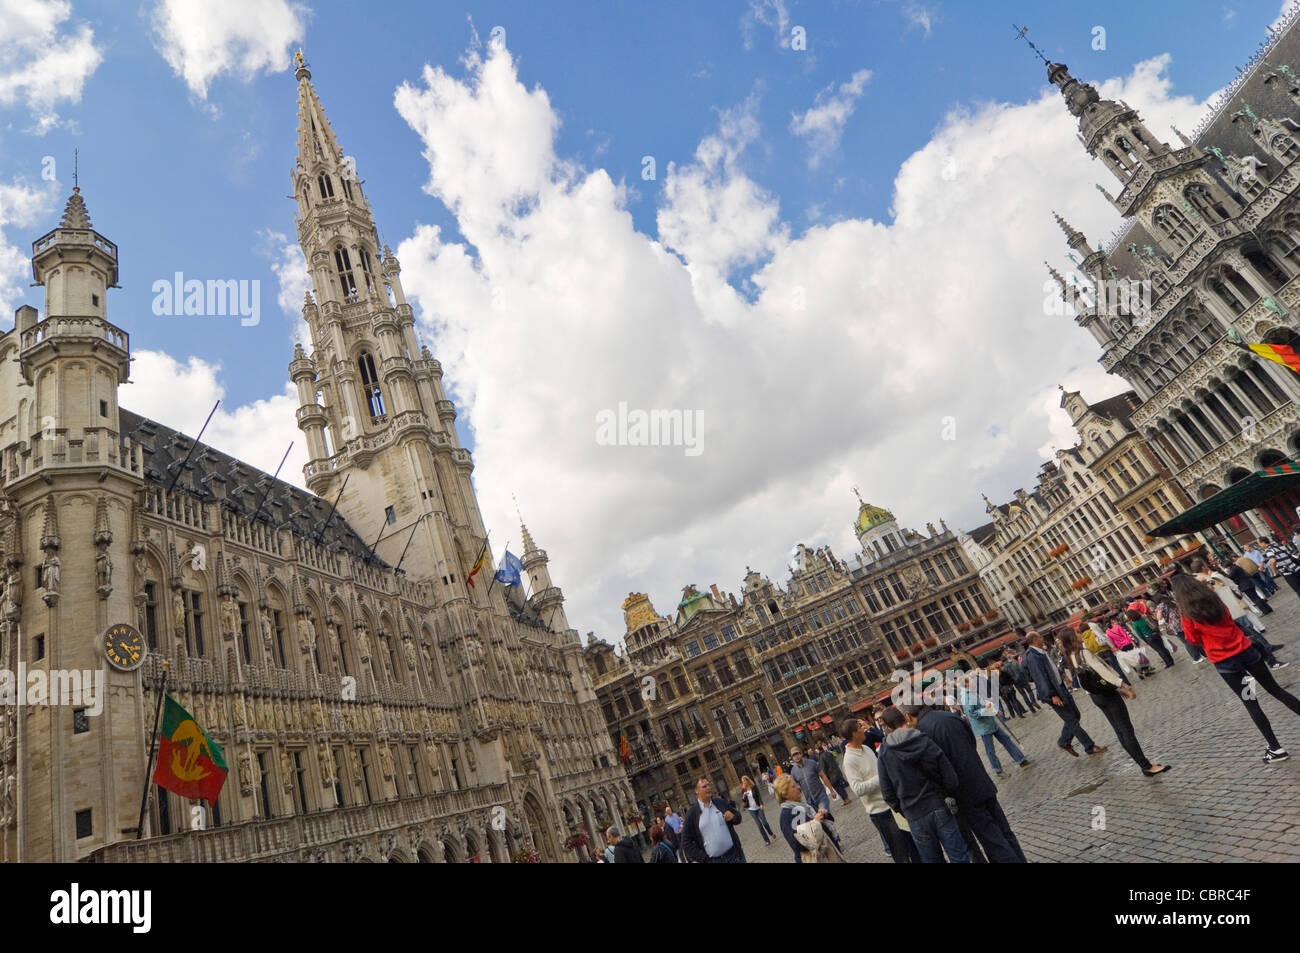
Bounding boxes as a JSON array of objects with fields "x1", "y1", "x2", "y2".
[
  {"x1": 0, "y1": 0, "x2": 102, "y2": 133},
  {"x1": 387, "y1": 43, "x2": 1211, "y2": 643},
  {"x1": 790, "y1": 69, "x2": 872, "y2": 168},
  {"x1": 149, "y1": 0, "x2": 309, "y2": 102},
  {"x1": 122, "y1": 349, "x2": 306, "y2": 486}
]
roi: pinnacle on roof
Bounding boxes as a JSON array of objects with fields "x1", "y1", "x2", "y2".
[
  {"x1": 1052, "y1": 211, "x2": 1083, "y2": 245},
  {"x1": 59, "y1": 189, "x2": 92, "y2": 230},
  {"x1": 1044, "y1": 260, "x2": 1068, "y2": 294}
]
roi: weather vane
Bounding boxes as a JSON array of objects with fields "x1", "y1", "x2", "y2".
[{"x1": 1013, "y1": 24, "x2": 1051, "y2": 66}]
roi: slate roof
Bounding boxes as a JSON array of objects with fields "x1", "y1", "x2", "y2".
[{"x1": 120, "y1": 406, "x2": 383, "y2": 564}]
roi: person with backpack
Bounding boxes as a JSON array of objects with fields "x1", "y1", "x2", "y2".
[
  {"x1": 1194, "y1": 559, "x2": 1287, "y2": 670},
  {"x1": 648, "y1": 821, "x2": 677, "y2": 862},
  {"x1": 1126, "y1": 608, "x2": 1175, "y2": 669},
  {"x1": 1174, "y1": 574, "x2": 1300, "y2": 765},
  {"x1": 1107, "y1": 617, "x2": 1155, "y2": 679},
  {"x1": 995, "y1": 660, "x2": 1026, "y2": 718},
  {"x1": 959, "y1": 669, "x2": 1032, "y2": 776},
  {"x1": 1059, "y1": 629, "x2": 1171, "y2": 777},
  {"x1": 1082, "y1": 620, "x2": 1132, "y2": 685},
  {"x1": 999, "y1": 649, "x2": 1040, "y2": 714}
]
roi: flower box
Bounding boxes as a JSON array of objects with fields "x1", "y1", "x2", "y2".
[
  {"x1": 923, "y1": 637, "x2": 938, "y2": 648},
  {"x1": 956, "y1": 623, "x2": 971, "y2": 633},
  {"x1": 512, "y1": 847, "x2": 540, "y2": 863},
  {"x1": 564, "y1": 832, "x2": 589, "y2": 851},
  {"x1": 895, "y1": 649, "x2": 911, "y2": 660},
  {"x1": 985, "y1": 610, "x2": 999, "y2": 620}
]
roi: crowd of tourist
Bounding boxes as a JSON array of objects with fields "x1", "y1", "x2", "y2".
[{"x1": 591, "y1": 535, "x2": 1300, "y2": 863}]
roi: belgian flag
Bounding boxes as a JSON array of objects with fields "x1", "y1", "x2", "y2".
[
  {"x1": 1234, "y1": 335, "x2": 1300, "y2": 375},
  {"x1": 152, "y1": 695, "x2": 228, "y2": 805}
]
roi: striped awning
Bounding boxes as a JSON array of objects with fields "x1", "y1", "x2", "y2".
[{"x1": 1150, "y1": 461, "x2": 1300, "y2": 536}]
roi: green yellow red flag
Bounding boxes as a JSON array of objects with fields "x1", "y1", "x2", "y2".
[{"x1": 152, "y1": 694, "x2": 227, "y2": 805}]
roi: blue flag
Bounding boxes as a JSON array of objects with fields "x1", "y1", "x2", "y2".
[{"x1": 493, "y1": 550, "x2": 524, "y2": 587}]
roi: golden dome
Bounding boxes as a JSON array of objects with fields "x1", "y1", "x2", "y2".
[{"x1": 855, "y1": 501, "x2": 896, "y2": 535}]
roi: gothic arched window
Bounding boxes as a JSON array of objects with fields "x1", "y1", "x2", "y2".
[
  {"x1": 318, "y1": 174, "x2": 335, "y2": 199},
  {"x1": 1184, "y1": 183, "x2": 1230, "y2": 223},
  {"x1": 1271, "y1": 133, "x2": 1300, "y2": 162},
  {"x1": 359, "y1": 351, "x2": 385, "y2": 418},
  {"x1": 334, "y1": 247, "x2": 358, "y2": 302},
  {"x1": 1153, "y1": 204, "x2": 1195, "y2": 246},
  {"x1": 358, "y1": 247, "x2": 376, "y2": 295}
]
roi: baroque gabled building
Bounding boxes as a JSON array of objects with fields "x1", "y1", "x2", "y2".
[
  {"x1": 1045, "y1": 9, "x2": 1300, "y2": 542},
  {"x1": 585, "y1": 497, "x2": 1005, "y2": 816},
  {"x1": 961, "y1": 391, "x2": 1195, "y2": 627},
  {"x1": 0, "y1": 55, "x2": 630, "y2": 864}
]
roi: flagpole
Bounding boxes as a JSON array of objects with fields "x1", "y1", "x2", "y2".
[
  {"x1": 485, "y1": 540, "x2": 510, "y2": 597},
  {"x1": 467, "y1": 533, "x2": 489, "y2": 589},
  {"x1": 135, "y1": 661, "x2": 169, "y2": 840}
]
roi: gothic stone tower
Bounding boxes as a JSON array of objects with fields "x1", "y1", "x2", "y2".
[
  {"x1": 285, "y1": 55, "x2": 625, "y2": 848},
  {"x1": 0, "y1": 189, "x2": 142, "y2": 861}
]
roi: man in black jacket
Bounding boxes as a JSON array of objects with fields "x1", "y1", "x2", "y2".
[
  {"x1": 876, "y1": 707, "x2": 968, "y2": 863},
  {"x1": 605, "y1": 825, "x2": 644, "y2": 863},
  {"x1": 1025, "y1": 631, "x2": 1107, "y2": 757},
  {"x1": 679, "y1": 777, "x2": 746, "y2": 863},
  {"x1": 905, "y1": 703, "x2": 1026, "y2": 863}
]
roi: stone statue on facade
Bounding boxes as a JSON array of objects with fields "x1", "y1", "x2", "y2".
[
  {"x1": 300, "y1": 616, "x2": 317, "y2": 653},
  {"x1": 380, "y1": 746, "x2": 395, "y2": 779},
  {"x1": 238, "y1": 751, "x2": 255, "y2": 795},
  {"x1": 172, "y1": 589, "x2": 185, "y2": 636},
  {"x1": 260, "y1": 610, "x2": 275, "y2": 659},
  {"x1": 281, "y1": 749, "x2": 294, "y2": 793},
  {"x1": 96, "y1": 551, "x2": 112, "y2": 591},
  {"x1": 42, "y1": 553, "x2": 60, "y2": 594},
  {"x1": 220, "y1": 598, "x2": 239, "y2": 641}
]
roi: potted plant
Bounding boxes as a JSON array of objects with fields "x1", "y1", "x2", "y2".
[
  {"x1": 985, "y1": 609, "x2": 999, "y2": 620},
  {"x1": 512, "y1": 847, "x2": 540, "y2": 863},
  {"x1": 895, "y1": 648, "x2": 911, "y2": 660},
  {"x1": 923, "y1": 636, "x2": 938, "y2": 648},
  {"x1": 956, "y1": 622, "x2": 971, "y2": 633},
  {"x1": 564, "y1": 832, "x2": 589, "y2": 852}
]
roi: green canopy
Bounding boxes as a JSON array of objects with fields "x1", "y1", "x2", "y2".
[{"x1": 1150, "y1": 461, "x2": 1300, "y2": 537}]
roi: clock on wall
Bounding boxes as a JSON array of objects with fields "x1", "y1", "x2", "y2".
[{"x1": 102, "y1": 623, "x2": 146, "y2": 672}]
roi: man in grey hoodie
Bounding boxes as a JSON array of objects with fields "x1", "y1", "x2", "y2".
[{"x1": 875, "y1": 707, "x2": 969, "y2": 863}]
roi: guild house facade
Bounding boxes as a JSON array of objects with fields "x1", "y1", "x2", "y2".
[
  {"x1": 0, "y1": 56, "x2": 631, "y2": 863},
  {"x1": 586, "y1": 498, "x2": 1007, "y2": 814}
]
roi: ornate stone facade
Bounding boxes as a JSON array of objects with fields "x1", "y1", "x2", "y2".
[
  {"x1": 0, "y1": 56, "x2": 631, "y2": 864},
  {"x1": 586, "y1": 499, "x2": 1003, "y2": 814},
  {"x1": 1045, "y1": 13, "x2": 1300, "y2": 536}
]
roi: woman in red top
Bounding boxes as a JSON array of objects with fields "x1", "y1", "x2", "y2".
[{"x1": 1173, "y1": 576, "x2": 1300, "y2": 765}]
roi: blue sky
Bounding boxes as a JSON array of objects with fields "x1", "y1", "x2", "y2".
[{"x1": 0, "y1": 0, "x2": 1293, "y2": 639}]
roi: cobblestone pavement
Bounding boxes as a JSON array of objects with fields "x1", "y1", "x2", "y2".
[{"x1": 735, "y1": 590, "x2": 1300, "y2": 864}]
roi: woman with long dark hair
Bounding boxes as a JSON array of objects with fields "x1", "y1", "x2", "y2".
[
  {"x1": 1058, "y1": 629, "x2": 1171, "y2": 776},
  {"x1": 1174, "y1": 575, "x2": 1300, "y2": 764}
]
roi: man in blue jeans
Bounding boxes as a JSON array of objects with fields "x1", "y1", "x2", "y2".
[{"x1": 876, "y1": 707, "x2": 968, "y2": 863}]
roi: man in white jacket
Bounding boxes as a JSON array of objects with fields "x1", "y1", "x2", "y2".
[{"x1": 839, "y1": 717, "x2": 920, "y2": 863}]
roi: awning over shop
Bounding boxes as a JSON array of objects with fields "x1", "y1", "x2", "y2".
[
  {"x1": 1151, "y1": 462, "x2": 1300, "y2": 536},
  {"x1": 967, "y1": 631, "x2": 1020, "y2": 659}
]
